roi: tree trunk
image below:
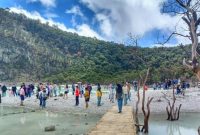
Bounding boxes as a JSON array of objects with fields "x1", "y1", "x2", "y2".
[
  {"x1": 135, "y1": 81, "x2": 141, "y2": 132},
  {"x1": 134, "y1": 68, "x2": 153, "y2": 133},
  {"x1": 141, "y1": 97, "x2": 153, "y2": 133},
  {"x1": 141, "y1": 68, "x2": 154, "y2": 133},
  {"x1": 166, "y1": 85, "x2": 182, "y2": 121}
]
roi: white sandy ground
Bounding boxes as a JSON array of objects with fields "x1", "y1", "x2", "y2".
[
  {"x1": 1, "y1": 87, "x2": 200, "y2": 114},
  {"x1": 133, "y1": 87, "x2": 200, "y2": 114}
]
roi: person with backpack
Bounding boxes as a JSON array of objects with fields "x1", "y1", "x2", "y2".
[
  {"x1": 87, "y1": 83, "x2": 92, "y2": 96},
  {"x1": 116, "y1": 83, "x2": 123, "y2": 113},
  {"x1": 84, "y1": 87, "x2": 90, "y2": 108}
]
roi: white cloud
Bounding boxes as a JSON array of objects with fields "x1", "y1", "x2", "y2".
[
  {"x1": 68, "y1": 24, "x2": 103, "y2": 39},
  {"x1": 9, "y1": 7, "x2": 103, "y2": 40},
  {"x1": 81, "y1": 0, "x2": 185, "y2": 44},
  {"x1": 66, "y1": 6, "x2": 88, "y2": 30},
  {"x1": 96, "y1": 14, "x2": 112, "y2": 37},
  {"x1": 27, "y1": 0, "x2": 56, "y2": 7},
  {"x1": 44, "y1": 12, "x2": 58, "y2": 18},
  {"x1": 65, "y1": 6, "x2": 84, "y2": 17},
  {"x1": 71, "y1": 15, "x2": 77, "y2": 27}
]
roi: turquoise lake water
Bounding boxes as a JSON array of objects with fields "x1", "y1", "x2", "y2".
[
  {"x1": 139, "y1": 113, "x2": 200, "y2": 135},
  {"x1": 0, "y1": 106, "x2": 102, "y2": 135}
]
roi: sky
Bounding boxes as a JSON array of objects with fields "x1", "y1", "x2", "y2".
[{"x1": 0, "y1": 0, "x2": 192, "y2": 47}]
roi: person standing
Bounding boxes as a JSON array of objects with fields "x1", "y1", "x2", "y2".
[
  {"x1": 116, "y1": 83, "x2": 123, "y2": 113},
  {"x1": 27, "y1": 85, "x2": 31, "y2": 98},
  {"x1": 12, "y1": 84, "x2": 17, "y2": 97},
  {"x1": 0, "y1": 85, "x2": 1, "y2": 103},
  {"x1": 109, "y1": 83, "x2": 115, "y2": 103},
  {"x1": 41, "y1": 88, "x2": 47, "y2": 109},
  {"x1": 72, "y1": 83, "x2": 75, "y2": 95},
  {"x1": 30, "y1": 84, "x2": 35, "y2": 95},
  {"x1": 87, "y1": 83, "x2": 92, "y2": 96},
  {"x1": 127, "y1": 82, "x2": 131, "y2": 101},
  {"x1": 1, "y1": 85, "x2": 7, "y2": 97},
  {"x1": 53, "y1": 84, "x2": 58, "y2": 97},
  {"x1": 58, "y1": 84, "x2": 62, "y2": 96},
  {"x1": 133, "y1": 81, "x2": 138, "y2": 91},
  {"x1": 19, "y1": 86, "x2": 25, "y2": 106},
  {"x1": 38, "y1": 89, "x2": 43, "y2": 108},
  {"x1": 84, "y1": 87, "x2": 90, "y2": 108},
  {"x1": 75, "y1": 86, "x2": 80, "y2": 106},
  {"x1": 78, "y1": 83, "x2": 83, "y2": 98},
  {"x1": 96, "y1": 86, "x2": 102, "y2": 106},
  {"x1": 123, "y1": 83, "x2": 128, "y2": 106},
  {"x1": 64, "y1": 84, "x2": 69, "y2": 99}
]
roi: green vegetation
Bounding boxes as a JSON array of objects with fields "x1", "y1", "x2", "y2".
[{"x1": 0, "y1": 8, "x2": 194, "y2": 83}]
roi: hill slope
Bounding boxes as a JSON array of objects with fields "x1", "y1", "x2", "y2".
[{"x1": 0, "y1": 8, "x2": 193, "y2": 83}]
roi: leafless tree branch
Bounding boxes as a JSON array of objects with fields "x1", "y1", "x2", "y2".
[{"x1": 157, "y1": 32, "x2": 191, "y2": 45}]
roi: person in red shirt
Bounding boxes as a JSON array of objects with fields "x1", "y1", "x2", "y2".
[{"x1": 75, "y1": 86, "x2": 80, "y2": 106}]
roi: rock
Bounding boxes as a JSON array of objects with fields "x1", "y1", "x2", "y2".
[
  {"x1": 157, "y1": 99, "x2": 162, "y2": 102},
  {"x1": 44, "y1": 125, "x2": 56, "y2": 132},
  {"x1": 198, "y1": 126, "x2": 200, "y2": 135}
]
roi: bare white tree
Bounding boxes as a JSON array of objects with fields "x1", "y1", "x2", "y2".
[{"x1": 162, "y1": 0, "x2": 200, "y2": 80}]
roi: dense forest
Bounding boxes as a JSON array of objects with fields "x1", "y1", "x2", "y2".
[{"x1": 0, "y1": 8, "x2": 195, "y2": 83}]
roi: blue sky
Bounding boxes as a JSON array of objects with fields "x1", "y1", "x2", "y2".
[{"x1": 0, "y1": 0, "x2": 190, "y2": 47}]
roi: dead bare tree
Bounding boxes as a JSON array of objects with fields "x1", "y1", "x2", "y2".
[
  {"x1": 129, "y1": 34, "x2": 154, "y2": 133},
  {"x1": 135, "y1": 80, "x2": 141, "y2": 133},
  {"x1": 134, "y1": 68, "x2": 153, "y2": 133},
  {"x1": 164, "y1": 85, "x2": 182, "y2": 121},
  {"x1": 140, "y1": 68, "x2": 154, "y2": 133},
  {"x1": 162, "y1": 85, "x2": 182, "y2": 121},
  {"x1": 162, "y1": 0, "x2": 200, "y2": 80}
]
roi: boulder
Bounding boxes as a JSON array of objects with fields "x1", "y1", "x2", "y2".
[{"x1": 44, "y1": 125, "x2": 56, "y2": 132}]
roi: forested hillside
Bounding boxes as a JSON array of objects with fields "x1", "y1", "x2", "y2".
[{"x1": 0, "y1": 8, "x2": 194, "y2": 83}]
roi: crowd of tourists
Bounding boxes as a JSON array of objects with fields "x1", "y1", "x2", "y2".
[
  {"x1": 0, "y1": 79, "x2": 192, "y2": 113},
  {"x1": 0, "y1": 82, "x2": 133, "y2": 113},
  {"x1": 152, "y1": 79, "x2": 191, "y2": 95}
]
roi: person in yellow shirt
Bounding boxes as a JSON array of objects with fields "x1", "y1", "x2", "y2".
[
  {"x1": 84, "y1": 87, "x2": 90, "y2": 108},
  {"x1": 96, "y1": 84, "x2": 102, "y2": 106}
]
